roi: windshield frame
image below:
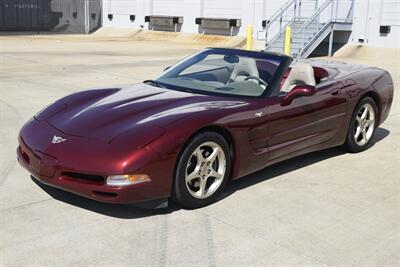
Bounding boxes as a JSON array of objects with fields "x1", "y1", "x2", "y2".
[{"x1": 153, "y1": 48, "x2": 293, "y2": 99}]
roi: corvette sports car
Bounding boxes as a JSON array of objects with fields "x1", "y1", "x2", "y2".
[{"x1": 17, "y1": 48, "x2": 393, "y2": 208}]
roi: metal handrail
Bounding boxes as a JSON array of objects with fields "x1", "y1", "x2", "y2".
[
  {"x1": 264, "y1": 0, "x2": 355, "y2": 57},
  {"x1": 264, "y1": 0, "x2": 297, "y2": 31},
  {"x1": 297, "y1": 0, "x2": 334, "y2": 32},
  {"x1": 345, "y1": 0, "x2": 355, "y2": 22},
  {"x1": 297, "y1": 0, "x2": 335, "y2": 57},
  {"x1": 298, "y1": 22, "x2": 331, "y2": 57},
  {"x1": 266, "y1": 17, "x2": 296, "y2": 47},
  {"x1": 264, "y1": 0, "x2": 298, "y2": 45}
]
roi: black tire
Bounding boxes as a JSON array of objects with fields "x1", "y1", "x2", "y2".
[
  {"x1": 342, "y1": 97, "x2": 378, "y2": 153},
  {"x1": 172, "y1": 131, "x2": 232, "y2": 209}
]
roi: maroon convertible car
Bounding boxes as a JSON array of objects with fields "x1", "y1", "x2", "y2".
[{"x1": 17, "y1": 48, "x2": 394, "y2": 208}]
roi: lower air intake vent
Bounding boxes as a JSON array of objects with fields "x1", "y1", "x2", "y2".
[
  {"x1": 93, "y1": 191, "x2": 118, "y2": 198},
  {"x1": 62, "y1": 172, "x2": 104, "y2": 184}
]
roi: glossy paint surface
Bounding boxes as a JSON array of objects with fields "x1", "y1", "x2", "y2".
[{"x1": 17, "y1": 58, "x2": 394, "y2": 204}]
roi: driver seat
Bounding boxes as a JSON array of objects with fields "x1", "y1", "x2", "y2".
[
  {"x1": 230, "y1": 57, "x2": 259, "y2": 82},
  {"x1": 281, "y1": 63, "x2": 316, "y2": 93}
]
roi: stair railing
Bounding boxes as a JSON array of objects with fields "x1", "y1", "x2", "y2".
[
  {"x1": 296, "y1": 0, "x2": 335, "y2": 57},
  {"x1": 344, "y1": 0, "x2": 355, "y2": 22},
  {"x1": 264, "y1": 0, "x2": 299, "y2": 47}
]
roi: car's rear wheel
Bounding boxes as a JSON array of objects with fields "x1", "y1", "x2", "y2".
[
  {"x1": 342, "y1": 97, "x2": 377, "y2": 153},
  {"x1": 172, "y1": 132, "x2": 231, "y2": 209}
]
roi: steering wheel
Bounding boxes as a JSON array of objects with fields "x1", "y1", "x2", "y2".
[{"x1": 244, "y1": 76, "x2": 268, "y2": 88}]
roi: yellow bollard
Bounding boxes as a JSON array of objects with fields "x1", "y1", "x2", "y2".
[
  {"x1": 246, "y1": 24, "x2": 253, "y2": 50},
  {"x1": 284, "y1": 26, "x2": 291, "y2": 56}
]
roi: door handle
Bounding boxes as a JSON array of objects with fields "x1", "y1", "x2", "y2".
[{"x1": 331, "y1": 89, "x2": 341, "y2": 95}]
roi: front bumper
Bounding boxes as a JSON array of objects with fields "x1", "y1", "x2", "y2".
[{"x1": 17, "y1": 119, "x2": 172, "y2": 204}]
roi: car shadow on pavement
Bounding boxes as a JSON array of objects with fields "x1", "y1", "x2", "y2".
[
  {"x1": 221, "y1": 127, "x2": 390, "y2": 199},
  {"x1": 32, "y1": 127, "x2": 389, "y2": 219},
  {"x1": 32, "y1": 178, "x2": 182, "y2": 219}
]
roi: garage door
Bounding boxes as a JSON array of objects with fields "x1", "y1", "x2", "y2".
[
  {"x1": 0, "y1": 0, "x2": 101, "y2": 33},
  {"x1": 0, "y1": 0, "x2": 51, "y2": 31}
]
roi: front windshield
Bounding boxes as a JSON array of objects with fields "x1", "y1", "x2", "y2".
[{"x1": 155, "y1": 49, "x2": 283, "y2": 97}]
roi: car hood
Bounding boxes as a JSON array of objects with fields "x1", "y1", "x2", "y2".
[{"x1": 45, "y1": 83, "x2": 246, "y2": 141}]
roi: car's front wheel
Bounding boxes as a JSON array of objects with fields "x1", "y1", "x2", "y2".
[
  {"x1": 342, "y1": 97, "x2": 378, "y2": 152},
  {"x1": 172, "y1": 132, "x2": 231, "y2": 209}
]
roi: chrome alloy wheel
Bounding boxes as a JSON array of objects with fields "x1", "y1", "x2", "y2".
[
  {"x1": 185, "y1": 141, "x2": 226, "y2": 199},
  {"x1": 354, "y1": 103, "x2": 375, "y2": 146}
]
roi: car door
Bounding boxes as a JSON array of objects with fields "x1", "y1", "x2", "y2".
[{"x1": 265, "y1": 80, "x2": 348, "y2": 161}]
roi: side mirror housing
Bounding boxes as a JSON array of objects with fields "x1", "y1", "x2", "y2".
[
  {"x1": 164, "y1": 66, "x2": 171, "y2": 72},
  {"x1": 281, "y1": 85, "x2": 316, "y2": 106}
]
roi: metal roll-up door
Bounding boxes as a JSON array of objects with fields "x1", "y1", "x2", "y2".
[
  {"x1": 0, "y1": 0, "x2": 51, "y2": 31},
  {"x1": 0, "y1": 0, "x2": 101, "y2": 33}
]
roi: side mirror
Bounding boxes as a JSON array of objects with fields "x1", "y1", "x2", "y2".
[
  {"x1": 164, "y1": 66, "x2": 171, "y2": 72},
  {"x1": 281, "y1": 85, "x2": 316, "y2": 106}
]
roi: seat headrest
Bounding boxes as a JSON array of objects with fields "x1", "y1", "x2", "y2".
[
  {"x1": 230, "y1": 57, "x2": 259, "y2": 80},
  {"x1": 281, "y1": 63, "x2": 316, "y2": 93}
]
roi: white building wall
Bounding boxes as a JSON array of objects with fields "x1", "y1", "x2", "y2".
[
  {"x1": 203, "y1": 0, "x2": 242, "y2": 18},
  {"x1": 152, "y1": 0, "x2": 185, "y2": 15},
  {"x1": 103, "y1": 0, "x2": 270, "y2": 35},
  {"x1": 102, "y1": 0, "x2": 400, "y2": 48},
  {"x1": 350, "y1": 0, "x2": 400, "y2": 47},
  {"x1": 180, "y1": 0, "x2": 203, "y2": 33}
]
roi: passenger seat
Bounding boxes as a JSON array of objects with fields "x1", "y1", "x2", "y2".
[
  {"x1": 230, "y1": 57, "x2": 259, "y2": 82},
  {"x1": 281, "y1": 63, "x2": 316, "y2": 93}
]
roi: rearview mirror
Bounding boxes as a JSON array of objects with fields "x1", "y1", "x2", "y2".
[
  {"x1": 281, "y1": 85, "x2": 316, "y2": 106},
  {"x1": 223, "y1": 54, "x2": 239, "y2": 63}
]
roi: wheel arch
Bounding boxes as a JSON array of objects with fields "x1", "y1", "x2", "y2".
[
  {"x1": 341, "y1": 91, "x2": 380, "y2": 152},
  {"x1": 169, "y1": 124, "x2": 237, "y2": 205},
  {"x1": 195, "y1": 125, "x2": 234, "y2": 152},
  {"x1": 181, "y1": 125, "x2": 235, "y2": 164},
  {"x1": 173, "y1": 124, "x2": 236, "y2": 186},
  {"x1": 361, "y1": 90, "x2": 381, "y2": 123}
]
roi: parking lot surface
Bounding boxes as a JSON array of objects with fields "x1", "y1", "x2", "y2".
[{"x1": 1, "y1": 34, "x2": 399, "y2": 266}]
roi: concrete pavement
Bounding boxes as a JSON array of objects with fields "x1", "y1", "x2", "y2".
[{"x1": 0, "y1": 35, "x2": 399, "y2": 266}]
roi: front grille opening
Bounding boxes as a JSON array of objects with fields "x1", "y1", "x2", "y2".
[
  {"x1": 62, "y1": 172, "x2": 105, "y2": 185},
  {"x1": 19, "y1": 146, "x2": 30, "y2": 164},
  {"x1": 93, "y1": 191, "x2": 118, "y2": 198}
]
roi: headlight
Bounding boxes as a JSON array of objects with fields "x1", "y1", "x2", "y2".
[{"x1": 106, "y1": 174, "x2": 150, "y2": 186}]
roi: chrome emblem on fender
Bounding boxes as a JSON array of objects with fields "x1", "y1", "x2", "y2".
[
  {"x1": 255, "y1": 112, "x2": 263, "y2": 117},
  {"x1": 52, "y1": 135, "x2": 66, "y2": 144}
]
